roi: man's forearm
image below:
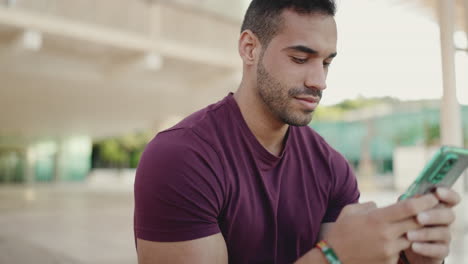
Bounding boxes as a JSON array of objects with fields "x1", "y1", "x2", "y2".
[{"x1": 294, "y1": 248, "x2": 329, "y2": 264}]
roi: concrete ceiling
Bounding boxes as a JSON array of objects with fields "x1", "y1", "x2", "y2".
[
  {"x1": 0, "y1": 48, "x2": 240, "y2": 143},
  {"x1": 0, "y1": 1, "x2": 241, "y2": 145},
  {"x1": 0, "y1": 0, "x2": 466, "y2": 146}
]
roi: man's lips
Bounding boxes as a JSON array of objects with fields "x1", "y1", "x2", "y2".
[
  {"x1": 294, "y1": 96, "x2": 320, "y2": 111},
  {"x1": 295, "y1": 96, "x2": 320, "y2": 103}
]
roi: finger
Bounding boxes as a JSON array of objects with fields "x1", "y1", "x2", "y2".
[
  {"x1": 416, "y1": 208, "x2": 455, "y2": 226},
  {"x1": 392, "y1": 217, "x2": 422, "y2": 237},
  {"x1": 411, "y1": 242, "x2": 450, "y2": 259},
  {"x1": 407, "y1": 226, "x2": 451, "y2": 243},
  {"x1": 435, "y1": 188, "x2": 461, "y2": 207},
  {"x1": 375, "y1": 194, "x2": 438, "y2": 222},
  {"x1": 433, "y1": 203, "x2": 447, "y2": 209},
  {"x1": 394, "y1": 237, "x2": 412, "y2": 252}
]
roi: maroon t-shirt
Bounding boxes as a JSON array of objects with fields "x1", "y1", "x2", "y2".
[{"x1": 134, "y1": 93, "x2": 360, "y2": 263}]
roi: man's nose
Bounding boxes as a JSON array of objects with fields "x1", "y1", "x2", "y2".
[{"x1": 304, "y1": 63, "x2": 327, "y2": 91}]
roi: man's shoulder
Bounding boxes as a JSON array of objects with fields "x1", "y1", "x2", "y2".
[
  {"x1": 295, "y1": 125, "x2": 324, "y2": 140},
  {"x1": 145, "y1": 96, "x2": 232, "y2": 159},
  {"x1": 161, "y1": 96, "x2": 230, "y2": 140},
  {"x1": 138, "y1": 125, "x2": 222, "y2": 180},
  {"x1": 294, "y1": 125, "x2": 346, "y2": 162},
  {"x1": 294, "y1": 125, "x2": 332, "y2": 150}
]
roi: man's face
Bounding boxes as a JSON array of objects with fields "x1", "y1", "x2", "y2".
[{"x1": 256, "y1": 10, "x2": 337, "y2": 126}]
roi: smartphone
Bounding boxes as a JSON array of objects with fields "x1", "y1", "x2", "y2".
[{"x1": 400, "y1": 146, "x2": 468, "y2": 200}]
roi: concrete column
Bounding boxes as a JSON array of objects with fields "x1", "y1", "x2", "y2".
[
  {"x1": 438, "y1": 0, "x2": 465, "y2": 261},
  {"x1": 24, "y1": 147, "x2": 35, "y2": 185},
  {"x1": 464, "y1": 0, "x2": 468, "y2": 43},
  {"x1": 358, "y1": 119, "x2": 376, "y2": 191},
  {"x1": 463, "y1": 0, "x2": 468, "y2": 194},
  {"x1": 439, "y1": 0, "x2": 462, "y2": 148},
  {"x1": 53, "y1": 140, "x2": 65, "y2": 182}
]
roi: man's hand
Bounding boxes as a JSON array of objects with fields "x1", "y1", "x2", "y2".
[
  {"x1": 403, "y1": 188, "x2": 461, "y2": 264},
  {"x1": 323, "y1": 194, "x2": 439, "y2": 264}
]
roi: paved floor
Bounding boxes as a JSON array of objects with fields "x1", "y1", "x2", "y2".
[
  {"x1": 0, "y1": 184, "x2": 137, "y2": 264},
  {"x1": 0, "y1": 183, "x2": 466, "y2": 263}
]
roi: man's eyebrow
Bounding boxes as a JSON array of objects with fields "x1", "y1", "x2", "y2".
[{"x1": 283, "y1": 45, "x2": 337, "y2": 59}]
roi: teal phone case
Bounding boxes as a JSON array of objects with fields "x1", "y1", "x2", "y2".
[{"x1": 400, "y1": 146, "x2": 468, "y2": 200}]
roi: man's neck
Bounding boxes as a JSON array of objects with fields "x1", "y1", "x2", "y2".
[{"x1": 233, "y1": 84, "x2": 289, "y2": 156}]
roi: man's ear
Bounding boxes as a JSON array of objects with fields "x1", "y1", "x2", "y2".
[{"x1": 238, "y1": 30, "x2": 262, "y2": 66}]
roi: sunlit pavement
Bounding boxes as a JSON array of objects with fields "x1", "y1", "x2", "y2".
[{"x1": 0, "y1": 183, "x2": 466, "y2": 264}]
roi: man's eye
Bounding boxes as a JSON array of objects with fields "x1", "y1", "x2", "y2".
[
  {"x1": 292, "y1": 57, "x2": 307, "y2": 64},
  {"x1": 323, "y1": 61, "x2": 331, "y2": 68}
]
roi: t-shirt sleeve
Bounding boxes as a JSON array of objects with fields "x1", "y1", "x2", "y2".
[
  {"x1": 322, "y1": 151, "x2": 360, "y2": 223},
  {"x1": 134, "y1": 129, "x2": 225, "y2": 242}
]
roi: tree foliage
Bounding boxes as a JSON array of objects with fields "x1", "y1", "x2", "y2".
[{"x1": 95, "y1": 131, "x2": 153, "y2": 168}]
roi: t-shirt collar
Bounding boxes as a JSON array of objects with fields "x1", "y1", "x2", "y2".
[{"x1": 225, "y1": 93, "x2": 291, "y2": 170}]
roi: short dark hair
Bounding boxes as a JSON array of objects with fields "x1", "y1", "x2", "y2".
[{"x1": 241, "y1": 0, "x2": 336, "y2": 46}]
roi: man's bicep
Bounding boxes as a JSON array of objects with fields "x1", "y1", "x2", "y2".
[
  {"x1": 134, "y1": 132, "x2": 225, "y2": 242},
  {"x1": 323, "y1": 151, "x2": 360, "y2": 222},
  {"x1": 137, "y1": 233, "x2": 228, "y2": 264}
]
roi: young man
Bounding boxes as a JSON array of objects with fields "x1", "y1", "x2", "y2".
[{"x1": 134, "y1": 1, "x2": 460, "y2": 263}]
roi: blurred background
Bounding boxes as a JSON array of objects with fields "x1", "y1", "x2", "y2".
[{"x1": 0, "y1": 0, "x2": 467, "y2": 263}]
